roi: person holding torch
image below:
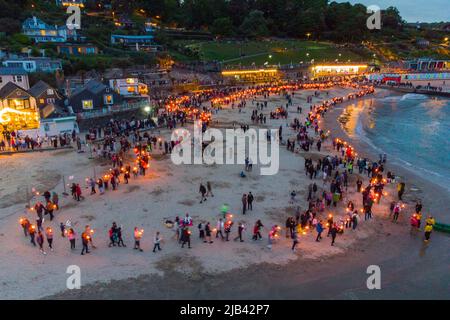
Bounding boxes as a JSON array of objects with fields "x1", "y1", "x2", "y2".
[
  {"x1": 45, "y1": 227, "x2": 54, "y2": 251},
  {"x1": 81, "y1": 231, "x2": 90, "y2": 255},
  {"x1": 134, "y1": 227, "x2": 144, "y2": 252},
  {"x1": 20, "y1": 218, "x2": 30, "y2": 237}
]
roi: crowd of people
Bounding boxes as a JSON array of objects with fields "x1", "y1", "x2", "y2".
[
  {"x1": 0, "y1": 129, "x2": 74, "y2": 152},
  {"x1": 17, "y1": 79, "x2": 438, "y2": 259}
]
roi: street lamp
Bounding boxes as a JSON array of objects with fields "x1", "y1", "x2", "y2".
[
  {"x1": 306, "y1": 33, "x2": 312, "y2": 40},
  {"x1": 306, "y1": 53, "x2": 310, "y2": 57},
  {"x1": 144, "y1": 106, "x2": 151, "y2": 113},
  {"x1": 268, "y1": 55, "x2": 272, "y2": 59}
]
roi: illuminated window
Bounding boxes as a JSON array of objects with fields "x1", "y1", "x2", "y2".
[
  {"x1": 9, "y1": 99, "x2": 30, "y2": 110},
  {"x1": 82, "y1": 100, "x2": 93, "y2": 110},
  {"x1": 126, "y1": 78, "x2": 135, "y2": 84},
  {"x1": 104, "y1": 94, "x2": 113, "y2": 105},
  {"x1": 127, "y1": 86, "x2": 136, "y2": 93},
  {"x1": 40, "y1": 30, "x2": 46, "y2": 36},
  {"x1": 40, "y1": 99, "x2": 45, "y2": 104},
  {"x1": 47, "y1": 89, "x2": 54, "y2": 95}
]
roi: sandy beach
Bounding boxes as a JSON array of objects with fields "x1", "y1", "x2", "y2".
[{"x1": 0, "y1": 85, "x2": 448, "y2": 300}]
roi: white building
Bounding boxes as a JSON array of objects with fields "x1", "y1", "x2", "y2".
[
  {"x1": 108, "y1": 77, "x2": 149, "y2": 97},
  {"x1": 0, "y1": 67, "x2": 30, "y2": 91}
]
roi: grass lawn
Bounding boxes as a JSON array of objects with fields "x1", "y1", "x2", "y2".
[{"x1": 174, "y1": 39, "x2": 368, "y2": 66}]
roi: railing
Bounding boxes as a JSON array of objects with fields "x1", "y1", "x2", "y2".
[{"x1": 76, "y1": 100, "x2": 153, "y2": 120}]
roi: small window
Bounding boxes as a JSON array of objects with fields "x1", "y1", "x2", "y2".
[
  {"x1": 47, "y1": 89, "x2": 54, "y2": 95},
  {"x1": 39, "y1": 99, "x2": 45, "y2": 104},
  {"x1": 15, "y1": 75, "x2": 23, "y2": 82},
  {"x1": 127, "y1": 86, "x2": 136, "y2": 93},
  {"x1": 0, "y1": 77, "x2": 3, "y2": 83},
  {"x1": 82, "y1": 100, "x2": 93, "y2": 110},
  {"x1": 104, "y1": 95, "x2": 113, "y2": 105}
]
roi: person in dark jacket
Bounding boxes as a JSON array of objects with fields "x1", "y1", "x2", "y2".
[
  {"x1": 199, "y1": 183, "x2": 207, "y2": 203},
  {"x1": 234, "y1": 223, "x2": 244, "y2": 242},
  {"x1": 327, "y1": 214, "x2": 334, "y2": 236},
  {"x1": 247, "y1": 192, "x2": 254, "y2": 210},
  {"x1": 242, "y1": 193, "x2": 248, "y2": 215},
  {"x1": 117, "y1": 227, "x2": 126, "y2": 247},
  {"x1": 204, "y1": 222, "x2": 213, "y2": 244},
  {"x1": 181, "y1": 227, "x2": 191, "y2": 248},
  {"x1": 330, "y1": 224, "x2": 338, "y2": 246},
  {"x1": 291, "y1": 231, "x2": 299, "y2": 251}
]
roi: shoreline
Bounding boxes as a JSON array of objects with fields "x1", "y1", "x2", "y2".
[
  {"x1": 2, "y1": 85, "x2": 447, "y2": 300},
  {"x1": 321, "y1": 88, "x2": 450, "y2": 223},
  {"x1": 45, "y1": 86, "x2": 416, "y2": 300}
]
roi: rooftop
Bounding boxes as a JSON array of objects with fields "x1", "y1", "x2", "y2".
[
  {"x1": 0, "y1": 81, "x2": 30, "y2": 98},
  {"x1": 0, "y1": 67, "x2": 28, "y2": 75},
  {"x1": 28, "y1": 80, "x2": 53, "y2": 97}
]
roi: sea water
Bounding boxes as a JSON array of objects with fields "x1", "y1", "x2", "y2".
[{"x1": 342, "y1": 93, "x2": 450, "y2": 192}]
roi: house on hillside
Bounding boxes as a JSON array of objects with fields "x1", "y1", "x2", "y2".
[
  {"x1": 0, "y1": 82, "x2": 39, "y2": 130},
  {"x1": 415, "y1": 38, "x2": 430, "y2": 49},
  {"x1": 145, "y1": 20, "x2": 159, "y2": 33},
  {"x1": 55, "y1": 0, "x2": 85, "y2": 7},
  {"x1": 67, "y1": 80, "x2": 122, "y2": 113},
  {"x1": 0, "y1": 67, "x2": 30, "y2": 90},
  {"x1": 115, "y1": 16, "x2": 135, "y2": 29},
  {"x1": 2, "y1": 57, "x2": 62, "y2": 73},
  {"x1": 56, "y1": 43, "x2": 99, "y2": 55},
  {"x1": 110, "y1": 34, "x2": 161, "y2": 52},
  {"x1": 22, "y1": 16, "x2": 77, "y2": 43},
  {"x1": 108, "y1": 77, "x2": 149, "y2": 98},
  {"x1": 29, "y1": 80, "x2": 65, "y2": 118}
]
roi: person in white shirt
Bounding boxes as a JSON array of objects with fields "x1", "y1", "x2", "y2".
[
  {"x1": 153, "y1": 231, "x2": 162, "y2": 253},
  {"x1": 216, "y1": 218, "x2": 224, "y2": 240}
]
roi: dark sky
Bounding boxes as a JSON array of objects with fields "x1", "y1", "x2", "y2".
[{"x1": 338, "y1": 0, "x2": 450, "y2": 23}]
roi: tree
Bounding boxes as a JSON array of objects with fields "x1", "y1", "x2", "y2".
[
  {"x1": 239, "y1": 10, "x2": 269, "y2": 38},
  {"x1": 0, "y1": 18, "x2": 21, "y2": 35},
  {"x1": 11, "y1": 33, "x2": 31, "y2": 46},
  {"x1": 382, "y1": 7, "x2": 403, "y2": 31},
  {"x1": 211, "y1": 17, "x2": 234, "y2": 37}
]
